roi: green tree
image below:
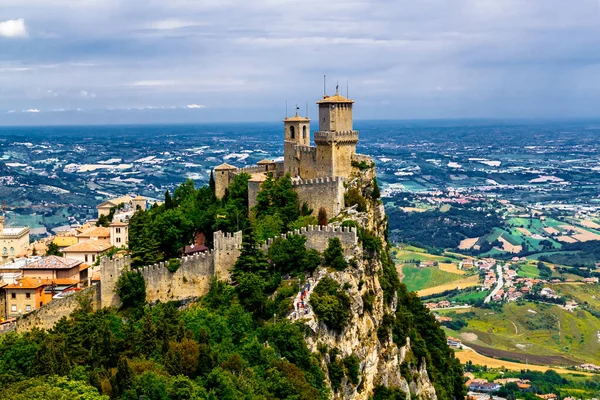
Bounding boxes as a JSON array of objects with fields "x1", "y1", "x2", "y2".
[
  {"x1": 344, "y1": 187, "x2": 367, "y2": 212},
  {"x1": 114, "y1": 357, "x2": 133, "y2": 397},
  {"x1": 164, "y1": 190, "x2": 174, "y2": 210},
  {"x1": 371, "y1": 177, "x2": 381, "y2": 200},
  {"x1": 209, "y1": 171, "x2": 216, "y2": 194},
  {"x1": 95, "y1": 214, "x2": 110, "y2": 227},
  {"x1": 231, "y1": 230, "x2": 269, "y2": 282},
  {"x1": 46, "y1": 241, "x2": 63, "y2": 257},
  {"x1": 115, "y1": 271, "x2": 146, "y2": 309},
  {"x1": 268, "y1": 235, "x2": 320, "y2": 275},
  {"x1": 165, "y1": 338, "x2": 200, "y2": 377},
  {"x1": 134, "y1": 371, "x2": 167, "y2": 400},
  {"x1": 254, "y1": 213, "x2": 283, "y2": 242},
  {"x1": 235, "y1": 272, "x2": 267, "y2": 315},
  {"x1": 323, "y1": 237, "x2": 348, "y2": 270},
  {"x1": 309, "y1": 277, "x2": 351, "y2": 332}
]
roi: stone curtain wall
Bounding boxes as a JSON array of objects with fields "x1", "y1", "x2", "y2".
[
  {"x1": 261, "y1": 225, "x2": 358, "y2": 257},
  {"x1": 140, "y1": 252, "x2": 215, "y2": 303},
  {"x1": 292, "y1": 177, "x2": 346, "y2": 218},
  {"x1": 100, "y1": 231, "x2": 242, "y2": 308},
  {"x1": 3, "y1": 285, "x2": 100, "y2": 334},
  {"x1": 3, "y1": 226, "x2": 356, "y2": 333}
]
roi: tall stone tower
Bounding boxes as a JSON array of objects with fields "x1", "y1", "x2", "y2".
[
  {"x1": 315, "y1": 88, "x2": 359, "y2": 178},
  {"x1": 283, "y1": 108, "x2": 311, "y2": 176}
]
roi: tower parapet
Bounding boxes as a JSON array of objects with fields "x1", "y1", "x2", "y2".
[{"x1": 314, "y1": 130, "x2": 359, "y2": 145}]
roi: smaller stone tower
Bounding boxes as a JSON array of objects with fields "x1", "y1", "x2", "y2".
[
  {"x1": 284, "y1": 108, "x2": 311, "y2": 147},
  {"x1": 214, "y1": 163, "x2": 237, "y2": 200},
  {"x1": 283, "y1": 108, "x2": 311, "y2": 177}
]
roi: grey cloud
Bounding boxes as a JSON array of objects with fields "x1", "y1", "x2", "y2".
[{"x1": 2, "y1": 0, "x2": 600, "y2": 124}]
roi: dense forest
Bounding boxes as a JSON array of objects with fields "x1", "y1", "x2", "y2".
[
  {"x1": 0, "y1": 174, "x2": 466, "y2": 399},
  {"x1": 386, "y1": 203, "x2": 502, "y2": 250}
]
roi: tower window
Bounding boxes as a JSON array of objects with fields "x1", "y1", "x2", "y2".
[
  {"x1": 289, "y1": 126, "x2": 295, "y2": 139},
  {"x1": 303, "y1": 125, "x2": 307, "y2": 139}
]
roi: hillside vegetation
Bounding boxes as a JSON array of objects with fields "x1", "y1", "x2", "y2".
[{"x1": 0, "y1": 175, "x2": 466, "y2": 399}]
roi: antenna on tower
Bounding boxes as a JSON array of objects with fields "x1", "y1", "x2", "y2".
[
  {"x1": 336, "y1": 81, "x2": 339, "y2": 94},
  {"x1": 295, "y1": 104, "x2": 299, "y2": 116},
  {"x1": 323, "y1": 75, "x2": 326, "y2": 96}
]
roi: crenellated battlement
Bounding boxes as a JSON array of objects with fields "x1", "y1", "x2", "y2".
[
  {"x1": 291, "y1": 176, "x2": 345, "y2": 187},
  {"x1": 236, "y1": 165, "x2": 265, "y2": 175},
  {"x1": 213, "y1": 231, "x2": 242, "y2": 251},
  {"x1": 260, "y1": 224, "x2": 358, "y2": 257},
  {"x1": 100, "y1": 231, "x2": 240, "y2": 308},
  {"x1": 314, "y1": 130, "x2": 359, "y2": 144}
]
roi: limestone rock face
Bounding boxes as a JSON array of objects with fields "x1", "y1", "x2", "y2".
[{"x1": 303, "y1": 164, "x2": 438, "y2": 399}]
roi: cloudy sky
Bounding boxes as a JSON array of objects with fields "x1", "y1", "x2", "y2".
[{"x1": 2, "y1": 0, "x2": 600, "y2": 125}]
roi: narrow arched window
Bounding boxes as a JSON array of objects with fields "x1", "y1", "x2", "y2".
[
  {"x1": 302, "y1": 125, "x2": 307, "y2": 139},
  {"x1": 10, "y1": 247, "x2": 14, "y2": 254},
  {"x1": 290, "y1": 126, "x2": 295, "y2": 139}
]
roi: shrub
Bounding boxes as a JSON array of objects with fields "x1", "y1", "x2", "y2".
[
  {"x1": 323, "y1": 237, "x2": 348, "y2": 271},
  {"x1": 310, "y1": 277, "x2": 351, "y2": 332},
  {"x1": 115, "y1": 270, "x2": 146, "y2": 309},
  {"x1": 362, "y1": 292, "x2": 375, "y2": 313},
  {"x1": 167, "y1": 258, "x2": 181, "y2": 273},
  {"x1": 371, "y1": 177, "x2": 381, "y2": 200},
  {"x1": 344, "y1": 188, "x2": 367, "y2": 212},
  {"x1": 343, "y1": 354, "x2": 360, "y2": 385}
]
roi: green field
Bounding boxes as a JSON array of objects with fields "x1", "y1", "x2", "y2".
[
  {"x1": 401, "y1": 265, "x2": 463, "y2": 292},
  {"x1": 550, "y1": 284, "x2": 600, "y2": 312},
  {"x1": 450, "y1": 290, "x2": 489, "y2": 303},
  {"x1": 518, "y1": 263, "x2": 541, "y2": 278},
  {"x1": 445, "y1": 302, "x2": 600, "y2": 365}
]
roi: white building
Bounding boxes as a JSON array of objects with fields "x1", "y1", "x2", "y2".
[{"x1": 0, "y1": 216, "x2": 30, "y2": 265}]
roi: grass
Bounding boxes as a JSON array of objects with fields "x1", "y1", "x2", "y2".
[
  {"x1": 446, "y1": 302, "x2": 600, "y2": 365},
  {"x1": 518, "y1": 264, "x2": 541, "y2": 278},
  {"x1": 401, "y1": 265, "x2": 463, "y2": 292},
  {"x1": 450, "y1": 290, "x2": 489, "y2": 303},
  {"x1": 550, "y1": 283, "x2": 600, "y2": 312},
  {"x1": 416, "y1": 275, "x2": 480, "y2": 297}
]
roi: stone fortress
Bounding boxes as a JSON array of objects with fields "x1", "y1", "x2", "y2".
[
  {"x1": 4, "y1": 90, "x2": 372, "y2": 331},
  {"x1": 215, "y1": 88, "x2": 372, "y2": 218}
]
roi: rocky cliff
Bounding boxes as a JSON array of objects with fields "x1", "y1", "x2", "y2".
[{"x1": 302, "y1": 163, "x2": 464, "y2": 400}]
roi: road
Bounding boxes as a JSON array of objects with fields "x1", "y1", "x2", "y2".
[{"x1": 484, "y1": 264, "x2": 503, "y2": 303}]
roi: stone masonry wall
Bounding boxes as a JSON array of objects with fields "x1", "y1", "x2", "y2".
[
  {"x1": 292, "y1": 177, "x2": 346, "y2": 218},
  {"x1": 140, "y1": 251, "x2": 214, "y2": 303},
  {"x1": 261, "y1": 225, "x2": 358, "y2": 258},
  {"x1": 3, "y1": 285, "x2": 100, "y2": 334},
  {"x1": 212, "y1": 231, "x2": 242, "y2": 281},
  {"x1": 3, "y1": 225, "x2": 354, "y2": 333}
]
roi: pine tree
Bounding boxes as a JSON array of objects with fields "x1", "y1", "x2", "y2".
[
  {"x1": 231, "y1": 229, "x2": 269, "y2": 282},
  {"x1": 164, "y1": 190, "x2": 174, "y2": 210},
  {"x1": 209, "y1": 171, "x2": 216, "y2": 194}
]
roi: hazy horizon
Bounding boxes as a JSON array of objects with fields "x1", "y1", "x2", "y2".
[{"x1": 4, "y1": 1, "x2": 600, "y2": 125}]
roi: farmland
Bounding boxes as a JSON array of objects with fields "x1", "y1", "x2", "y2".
[{"x1": 444, "y1": 302, "x2": 600, "y2": 365}]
